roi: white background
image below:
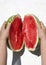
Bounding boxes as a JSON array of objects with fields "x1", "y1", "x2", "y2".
[{"x1": 0, "y1": 0, "x2": 46, "y2": 65}]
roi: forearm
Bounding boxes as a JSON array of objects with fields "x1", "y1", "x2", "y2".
[
  {"x1": 0, "y1": 39, "x2": 7, "y2": 65},
  {"x1": 41, "y1": 37, "x2": 46, "y2": 65}
]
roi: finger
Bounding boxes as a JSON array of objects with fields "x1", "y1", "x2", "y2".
[
  {"x1": 37, "y1": 22, "x2": 46, "y2": 38},
  {"x1": 7, "y1": 23, "x2": 11, "y2": 30},
  {"x1": 6, "y1": 23, "x2": 11, "y2": 32},
  {"x1": 37, "y1": 22, "x2": 40, "y2": 31},
  {"x1": 37, "y1": 22, "x2": 42, "y2": 38},
  {"x1": 40, "y1": 22, "x2": 45, "y2": 30},
  {"x1": 37, "y1": 21, "x2": 45, "y2": 31},
  {"x1": 1, "y1": 22, "x2": 6, "y2": 30},
  {"x1": 44, "y1": 27, "x2": 46, "y2": 34}
]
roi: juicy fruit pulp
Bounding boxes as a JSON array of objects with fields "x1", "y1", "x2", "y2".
[
  {"x1": 6, "y1": 14, "x2": 40, "y2": 56},
  {"x1": 22, "y1": 15, "x2": 38, "y2": 51},
  {"x1": 9, "y1": 16, "x2": 23, "y2": 52}
]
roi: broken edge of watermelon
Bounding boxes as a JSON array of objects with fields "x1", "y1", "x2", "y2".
[
  {"x1": 23, "y1": 14, "x2": 41, "y2": 56},
  {"x1": 23, "y1": 14, "x2": 38, "y2": 51},
  {"x1": 30, "y1": 38, "x2": 41, "y2": 56},
  {"x1": 30, "y1": 14, "x2": 41, "y2": 56},
  {"x1": 5, "y1": 15, "x2": 16, "y2": 49},
  {"x1": 5, "y1": 14, "x2": 21, "y2": 28},
  {"x1": 6, "y1": 14, "x2": 25, "y2": 53}
]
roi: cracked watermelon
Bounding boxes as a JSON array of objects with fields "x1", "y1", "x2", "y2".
[
  {"x1": 6, "y1": 14, "x2": 41, "y2": 56},
  {"x1": 6, "y1": 14, "x2": 25, "y2": 55},
  {"x1": 22, "y1": 14, "x2": 41, "y2": 56}
]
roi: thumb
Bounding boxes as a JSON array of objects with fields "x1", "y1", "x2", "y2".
[
  {"x1": 44, "y1": 26, "x2": 46, "y2": 34},
  {"x1": 37, "y1": 21, "x2": 45, "y2": 31},
  {"x1": 1, "y1": 22, "x2": 6, "y2": 30},
  {"x1": 37, "y1": 22, "x2": 40, "y2": 31},
  {"x1": 6, "y1": 23, "x2": 11, "y2": 32},
  {"x1": 40, "y1": 22, "x2": 45, "y2": 30}
]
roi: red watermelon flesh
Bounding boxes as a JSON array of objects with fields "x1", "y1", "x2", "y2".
[
  {"x1": 22, "y1": 15, "x2": 38, "y2": 51},
  {"x1": 9, "y1": 17, "x2": 23, "y2": 51}
]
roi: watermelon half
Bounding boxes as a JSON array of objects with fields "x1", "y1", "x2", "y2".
[
  {"x1": 6, "y1": 14, "x2": 25, "y2": 55},
  {"x1": 22, "y1": 14, "x2": 41, "y2": 56},
  {"x1": 6, "y1": 14, "x2": 41, "y2": 56}
]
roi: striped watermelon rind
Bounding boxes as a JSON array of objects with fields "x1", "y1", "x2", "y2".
[
  {"x1": 30, "y1": 14, "x2": 41, "y2": 56},
  {"x1": 5, "y1": 14, "x2": 25, "y2": 55}
]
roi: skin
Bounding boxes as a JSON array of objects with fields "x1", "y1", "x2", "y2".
[
  {"x1": 0, "y1": 21, "x2": 46, "y2": 65},
  {"x1": 0, "y1": 22, "x2": 21, "y2": 65},
  {"x1": 37, "y1": 22, "x2": 46, "y2": 65},
  {"x1": 0, "y1": 22, "x2": 10, "y2": 65}
]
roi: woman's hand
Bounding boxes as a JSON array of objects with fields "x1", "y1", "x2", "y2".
[
  {"x1": 0, "y1": 22, "x2": 10, "y2": 40},
  {"x1": 0, "y1": 22, "x2": 10, "y2": 65},
  {"x1": 37, "y1": 22, "x2": 46, "y2": 65},
  {"x1": 37, "y1": 22, "x2": 46, "y2": 39}
]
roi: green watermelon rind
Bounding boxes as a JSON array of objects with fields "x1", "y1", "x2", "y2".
[
  {"x1": 30, "y1": 14, "x2": 41, "y2": 56},
  {"x1": 5, "y1": 16, "x2": 15, "y2": 28},
  {"x1": 5, "y1": 14, "x2": 21, "y2": 28},
  {"x1": 6, "y1": 14, "x2": 24, "y2": 52},
  {"x1": 6, "y1": 15, "x2": 15, "y2": 49},
  {"x1": 30, "y1": 38, "x2": 41, "y2": 56},
  {"x1": 6, "y1": 14, "x2": 41, "y2": 56}
]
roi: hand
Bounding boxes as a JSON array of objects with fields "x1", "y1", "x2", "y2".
[
  {"x1": 0, "y1": 22, "x2": 11, "y2": 40},
  {"x1": 37, "y1": 22, "x2": 46, "y2": 65},
  {"x1": 37, "y1": 22, "x2": 46, "y2": 40},
  {"x1": 0, "y1": 22, "x2": 11, "y2": 65}
]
